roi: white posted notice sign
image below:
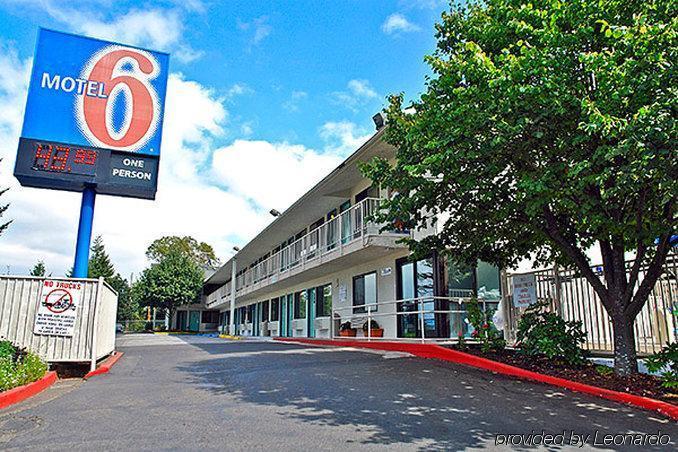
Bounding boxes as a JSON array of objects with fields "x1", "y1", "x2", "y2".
[
  {"x1": 33, "y1": 279, "x2": 83, "y2": 336},
  {"x1": 512, "y1": 273, "x2": 537, "y2": 308}
]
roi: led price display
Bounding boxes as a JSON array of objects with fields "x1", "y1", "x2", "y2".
[{"x1": 32, "y1": 143, "x2": 98, "y2": 176}]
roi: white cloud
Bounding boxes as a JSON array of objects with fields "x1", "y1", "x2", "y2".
[
  {"x1": 282, "y1": 90, "x2": 308, "y2": 112},
  {"x1": 319, "y1": 121, "x2": 372, "y2": 155},
  {"x1": 211, "y1": 140, "x2": 341, "y2": 211},
  {"x1": 332, "y1": 79, "x2": 380, "y2": 112},
  {"x1": 238, "y1": 16, "x2": 273, "y2": 45},
  {"x1": 226, "y1": 83, "x2": 253, "y2": 99},
  {"x1": 382, "y1": 13, "x2": 421, "y2": 35},
  {"x1": 12, "y1": 1, "x2": 201, "y2": 63}
]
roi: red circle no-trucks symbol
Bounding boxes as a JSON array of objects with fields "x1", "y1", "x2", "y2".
[{"x1": 43, "y1": 289, "x2": 74, "y2": 313}]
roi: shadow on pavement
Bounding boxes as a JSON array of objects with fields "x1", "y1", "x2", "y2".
[{"x1": 177, "y1": 342, "x2": 673, "y2": 450}]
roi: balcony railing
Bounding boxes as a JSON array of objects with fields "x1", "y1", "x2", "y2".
[{"x1": 206, "y1": 197, "x2": 407, "y2": 307}]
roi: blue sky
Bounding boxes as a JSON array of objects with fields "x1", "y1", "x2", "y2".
[{"x1": 0, "y1": 0, "x2": 448, "y2": 276}]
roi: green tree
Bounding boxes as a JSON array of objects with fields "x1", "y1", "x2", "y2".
[
  {"x1": 363, "y1": 0, "x2": 676, "y2": 376},
  {"x1": 146, "y1": 236, "x2": 221, "y2": 270},
  {"x1": 109, "y1": 273, "x2": 139, "y2": 321},
  {"x1": 0, "y1": 159, "x2": 11, "y2": 236},
  {"x1": 132, "y1": 250, "x2": 204, "y2": 325},
  {"x1": 81, "y1": 236, "x2": 138, "y2": 321},
  {"x1": 29, "y1": 261, "x2": 46, "y2": 277},
  {"x1": 88, "y1": 235, "x2": 115, "y2": 280}
]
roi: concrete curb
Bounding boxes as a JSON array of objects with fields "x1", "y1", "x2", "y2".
[
  {"x1": 84, "y1": 351, "x2": 124, "y2": 379},
  {"x1": 0, "y1": 370, "x2": 58, "y2": 410},
  {"x1": 275, "y1": 338, "x2": 678, "y2": 420}
]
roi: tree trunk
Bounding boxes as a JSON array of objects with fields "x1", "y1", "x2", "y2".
[{"x1": 611, "y1": 309, "x2": 639, "y2": 376}]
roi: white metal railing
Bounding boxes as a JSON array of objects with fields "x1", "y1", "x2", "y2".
[
  {"x1": 331, "y1": 294, "x2": 500, "y2": 343},
  {"x1": 207, "y1": 198, "x2": 408, "y2": 308}
]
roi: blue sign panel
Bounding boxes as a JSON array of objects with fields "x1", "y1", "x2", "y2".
[{"x1": 14, "y1": 29, "x2": 169, "y2": 199}]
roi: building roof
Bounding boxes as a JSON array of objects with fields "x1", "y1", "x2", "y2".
[{"x1": 205, "y1": 126, "x2": 394, "y2": 287}]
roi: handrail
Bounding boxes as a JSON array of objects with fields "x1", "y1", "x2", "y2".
[
  {"x1": 331, "y1": 295, "x2": 500, "y2": 343},
  {"x1": 207, "y1": 197, "x2": 410, "y2": 307}
]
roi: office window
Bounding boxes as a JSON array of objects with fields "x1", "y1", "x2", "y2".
[
  {"x1": 270, "y1": 298, "x2": 280, "y2": 321},
  {"x1": 294, "y1": 291, "x2": 307, "y2": 319},
  {"x1": 353, "y1": 272, "x2": 377, "y2": 313},
  {"x1": 476, "y1": 262, "x2": 501, "y2": 301}
]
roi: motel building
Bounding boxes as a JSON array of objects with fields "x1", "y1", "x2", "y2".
[{"x1": 177, "y1": 119, "x2": 502, "y2": 340}]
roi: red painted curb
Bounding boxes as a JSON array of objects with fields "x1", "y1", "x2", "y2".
[
  {"x1": 0, "y1": 371, "x2": 58, "y2": 410},
  {"x1": 84, "y1": 351, "x2": 124, "y2": 379},
  {"x1": 276, "y1": 338, "x2": 678, "y2": 420}
]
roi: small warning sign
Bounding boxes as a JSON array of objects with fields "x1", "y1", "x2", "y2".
[{"x1": 34, "y1": 279, "x2": 83, "y2": 336}]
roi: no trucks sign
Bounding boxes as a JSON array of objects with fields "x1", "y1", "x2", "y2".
[{"x1": 34, "y1": 279, "x2": 84, "y2": 336}]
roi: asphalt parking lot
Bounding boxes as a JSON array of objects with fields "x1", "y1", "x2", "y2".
[{"x1": 0, "y1": 334, "x2": 675, "y2": 451}]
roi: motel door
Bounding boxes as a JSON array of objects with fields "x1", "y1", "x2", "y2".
[
  {"x1": 280, "y1": 298, "x2": 288, "y2": 337},
  {"x1": 253, "y1": 303, "x2": 260, "y2": 336},
  {"x1": 307, "y1": 288, "x2": 316, "y2": 338},
  {"x1": 188, "y1": 311, "x2": 200, "y2": 332},
  {"x1": 286, "y1": 294, "x2": 294, "y2": 337},
  {"x1": 176, "y1": 310, "x2": 187, "y2": 331}
]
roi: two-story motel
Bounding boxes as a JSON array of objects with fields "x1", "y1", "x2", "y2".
[{"x1": 186, "y1": 119, "x2": 502, "y2": 340}]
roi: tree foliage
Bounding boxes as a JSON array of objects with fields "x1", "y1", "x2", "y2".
[
  {"x1": 84, "y1": 236, "x2": 138, "y2": 321},
  {"x1": 132, "y1": 250, "x2": 204, "y2": 321},
  {"x1": 146, "y1": 235, "x2": 221, "y2": 270},
  {"x1": 29, "y1": 261, "x2": 46, "y2": 277},
  {"x1": 363, "y1": 0, "x2": 676, "y2": 375},
  {"x1": 87, "y1": 235, "x2": 115, "y2": 280},
  {"x1": 0, "y1": 159, "x2": 11, "y2": 236}
]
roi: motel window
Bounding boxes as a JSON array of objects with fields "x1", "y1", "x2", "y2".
[
  {"x1": 201, "y1": 311, "x2": 219, "y2": 324},
  {"x1": 353, "y1": 272, "x2": 376, "y2": 314},
  {"x1": 262, "y1": 300, "x2": 269, "y2": 321},
  {"x1": 270, "y1": 298, "x2": 280, "y2": 321},
  {"x1": 294, "y1": 291, "x2": 307, "y2": 319},
  {"x1": 316, "y1": 284, "x2": 332, "y2": 317}
]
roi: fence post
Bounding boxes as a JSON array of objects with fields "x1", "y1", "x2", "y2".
[
  {"x1": 499, "y1": 269, "x2": 513, "y2": 344},
  {"x1": 419, "y1": 302, "x2": 426, "y2": 344},
  {"x1": 330, "y1": 308, "x2": 334, "y2": 339},
  {"x1": 553, "y1": 265, "x2": 563, "y2": 316}
]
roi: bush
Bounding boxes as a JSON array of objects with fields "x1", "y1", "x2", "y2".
[
  {"x1": 0, "y1": 340, "x2": 48, "y2": 392},
  {"x1": 466, "y1": 298, "x2": 505, "y2": 353},
  {"x1": 0, "y1": 340, "x2": 15, "y2": 359},
  {"x1": 362, "y1": 320, "x2": 380, "y2": 332},
  {"x1": 339, "y1": 322, "x2": 352, "y2": 331},
  {"x1": 645, "y1": 342, "x2": 678, "y2": 389},
  {"x1": 516, "y1": 302, "x2": 587, "y2": 366}
]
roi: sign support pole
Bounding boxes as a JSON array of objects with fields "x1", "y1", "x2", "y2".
[{"x1": 72, "y1": 186, "x2": 96, "y2": 278}]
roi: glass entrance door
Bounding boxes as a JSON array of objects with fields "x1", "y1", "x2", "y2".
[{"x1": 397, "y1": 258, "x2": 437, "y2": 338}]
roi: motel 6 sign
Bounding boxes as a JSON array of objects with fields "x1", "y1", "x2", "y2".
[{"x1": 14, "y1": 29, "x2": 169, "y2": 200}]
